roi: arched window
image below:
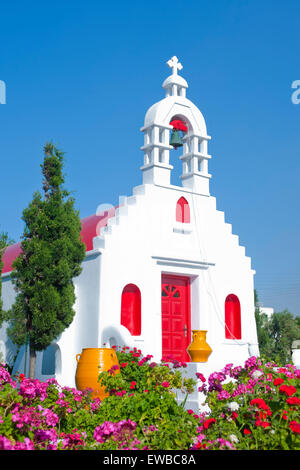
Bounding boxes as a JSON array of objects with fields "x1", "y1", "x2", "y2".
[
  {"x1": 41, "y1": 343, "x2": 61, "y2": 376},
  {"x1": 176, "y1": 197, "x2": 190, "y2": 223},
  {"x1": 225, "y1": 294, "x2": 242, "y2": 340},
  {"x1": 42, "y1": 344, "x2": 56, "y2": 375},
  {"x1": 121, "y1": 284, "x2": 141, "y2": 336}
]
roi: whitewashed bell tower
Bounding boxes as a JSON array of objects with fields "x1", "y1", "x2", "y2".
[{"x1": 140, "y1": 56, "x2": 212, "y2": 195}]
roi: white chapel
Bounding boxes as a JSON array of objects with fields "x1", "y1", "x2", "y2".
[{"x1": 0, "y1": 57, "x2": 259, "y2": 403}]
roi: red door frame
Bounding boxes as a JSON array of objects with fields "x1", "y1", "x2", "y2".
[{"x1": 161, "y1": 274, "x2": 191, "y2": 362}]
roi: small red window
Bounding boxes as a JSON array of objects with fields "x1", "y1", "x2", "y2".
[
  {"x1": 176, "y1": 197, "x2": 190, "y2": 223},
  {"x1": 225, "y1": 294, "x2": 241, "y2": 339},
  {"x1": 121, "y1": 284, "x2": 141, "y2": 336}
]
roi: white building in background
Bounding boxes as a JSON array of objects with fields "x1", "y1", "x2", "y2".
[
  {"x1": 0, "y1": 57, "x2": 259, "y2": 406},
  {"x1": 259, "y1": 306, "x2": 274, "y2": 319}
]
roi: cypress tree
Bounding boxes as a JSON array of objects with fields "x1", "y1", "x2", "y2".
[{"x1": 8, "y1": 143, "x2": 86, "y2": 378}]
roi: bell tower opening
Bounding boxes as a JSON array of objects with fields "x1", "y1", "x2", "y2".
[{"x1": 169, "y1": 116, "x2": 188, "y2": 186}]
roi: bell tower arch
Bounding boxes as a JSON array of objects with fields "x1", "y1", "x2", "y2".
[{"x1": 140, "y1": 56, "x2": 212, "y2": 196}]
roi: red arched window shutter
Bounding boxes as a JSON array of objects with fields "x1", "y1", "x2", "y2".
[
  {"x1": 121, "y1": 284, "x2": 141, "y2": 336},
  {"x1": 225, "y1": 294, "x2": 242, "y2": 339},
  {"x1": 176, "y1": 197, "x2": 190, "y2": 223}
]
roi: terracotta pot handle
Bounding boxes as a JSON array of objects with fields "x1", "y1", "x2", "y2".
[{"x1": 76, "y1": 354, "x2": 81, "y2": 363}]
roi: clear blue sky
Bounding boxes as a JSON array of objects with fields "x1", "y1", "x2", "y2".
[{"x1": 0, "y1": 0, "x2": 300, "y2": 315}]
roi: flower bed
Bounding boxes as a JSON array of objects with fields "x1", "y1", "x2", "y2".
[
  {"x1": 193, "y1": 356, "x2": 300, "y2": 449},
  {"x1": 0, "y1": 348, "x2": 299, "y2": 450}
]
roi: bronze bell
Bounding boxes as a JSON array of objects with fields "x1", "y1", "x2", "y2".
[{"x1": 170, "y1": 129, "x2": 183, "y2": 149}]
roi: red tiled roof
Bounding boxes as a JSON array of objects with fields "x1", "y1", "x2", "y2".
[
  {"x1": 1, "y1": 242, "x2": 22, "y2": 275},
  {"x1": 1, "y1": 208, "x2": 116, "y2": 275}
]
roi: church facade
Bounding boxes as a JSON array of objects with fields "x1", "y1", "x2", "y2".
[{"x1": 0, "y1": 57, "x2": 259, "y2": 396}]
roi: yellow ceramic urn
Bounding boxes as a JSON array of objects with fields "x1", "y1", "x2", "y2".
[
  {"x1": 187, "y1": 330, "x2": 212, "y2": 362},
  {"x1": 75, "y1": 348, "x2": 120, "y2": 400}
]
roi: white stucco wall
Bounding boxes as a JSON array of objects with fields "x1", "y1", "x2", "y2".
[
  {"x1": 0, "y1": 275, "x2": 19, "y2": 367},
  {"x1": 89, "y1": 181, "x2": 258, "y2": 378},
  {"x1": 0, "y1": 248, "x2": 102, "y2": 387}
]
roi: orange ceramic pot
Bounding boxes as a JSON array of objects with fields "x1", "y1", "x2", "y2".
[
  {"x1": 75, "y1": 348, "x2": 119, "y2": 400},
  {"x1": 187, "y1": 330, "x2": 212, "y2": 362}
]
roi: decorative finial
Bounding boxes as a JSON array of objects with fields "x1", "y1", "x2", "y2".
[{"x1": 166, "y1": 56, "x2": 183, "y2": 76}]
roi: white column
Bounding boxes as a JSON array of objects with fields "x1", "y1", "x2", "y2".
[
  {"x1": 180, "y1": 133, "x2": 211, "y2": 195},
  {"x1": 140, "y1": 124, "x2": 173, "y2": 186}
]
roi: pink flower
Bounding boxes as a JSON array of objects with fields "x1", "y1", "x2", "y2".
[
  {"x1": 196, "y1": 373, "x2": 206, "y2": 382},
  {"x1": 0, "y1": 436, "x2": 14, "y2": 450},
  {"x1": 0, "y1": 435, "x2": 35, "y2": 450},
  {"x1": 19, "y1": 378, "x2": 48, "y2": 401},
  {"x1": 0, "y1": 366, "x2": 17, "y2": 390},
  {"x1": 217, "y1": 390, "x2": 231, "y2": 400},
  {"x1": 108, "y1": 364, "x2": 120, "y2": 375},
  {"x1": 130, "y1": 381, "x2": 136, "y2": 390},
  {"x1": 93, "y1": 420, "x2": 137, "y2": 444},
  {"x1": 37, "y1": 405, "x2": 59, "y2": 426},
  {"x1": 144, "y1": 425, "x2": 158, "y2": 434},
  {"x1": 90, "y1": 398, "x2": 101, "y2": 411},
  {"x1": 161, "y1": 381, "x2": 170, "y2": 388}
]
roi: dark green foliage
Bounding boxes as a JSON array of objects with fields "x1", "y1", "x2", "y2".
[
  {"x1": 254, "y1": 290, "x2": 273, "y2": 359},
  {"x1": 7, "y1": 143, "x2": 86, "y2": 372},
  {"x1": 268, "y1": 310, "x2": 300, "y2": 363},
  {"x1": 255, "y1": 290, "x2": 300, "y2": 364}
]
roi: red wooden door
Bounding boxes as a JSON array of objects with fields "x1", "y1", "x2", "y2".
[{"x1": 161, "y1": 274, "x2": 191, "y2": 362}]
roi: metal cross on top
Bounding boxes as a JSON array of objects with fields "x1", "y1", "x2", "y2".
[{"x1": 166, "y1": 56, "x2": 183, "y2": 75}]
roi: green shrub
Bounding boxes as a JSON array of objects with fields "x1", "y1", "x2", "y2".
[
  {"x1": 192, "y1": 357, "x2": 300, "y2": 450},
  {"x1": 97, "y1": 346, "x2": 198, "y2": 450}
]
